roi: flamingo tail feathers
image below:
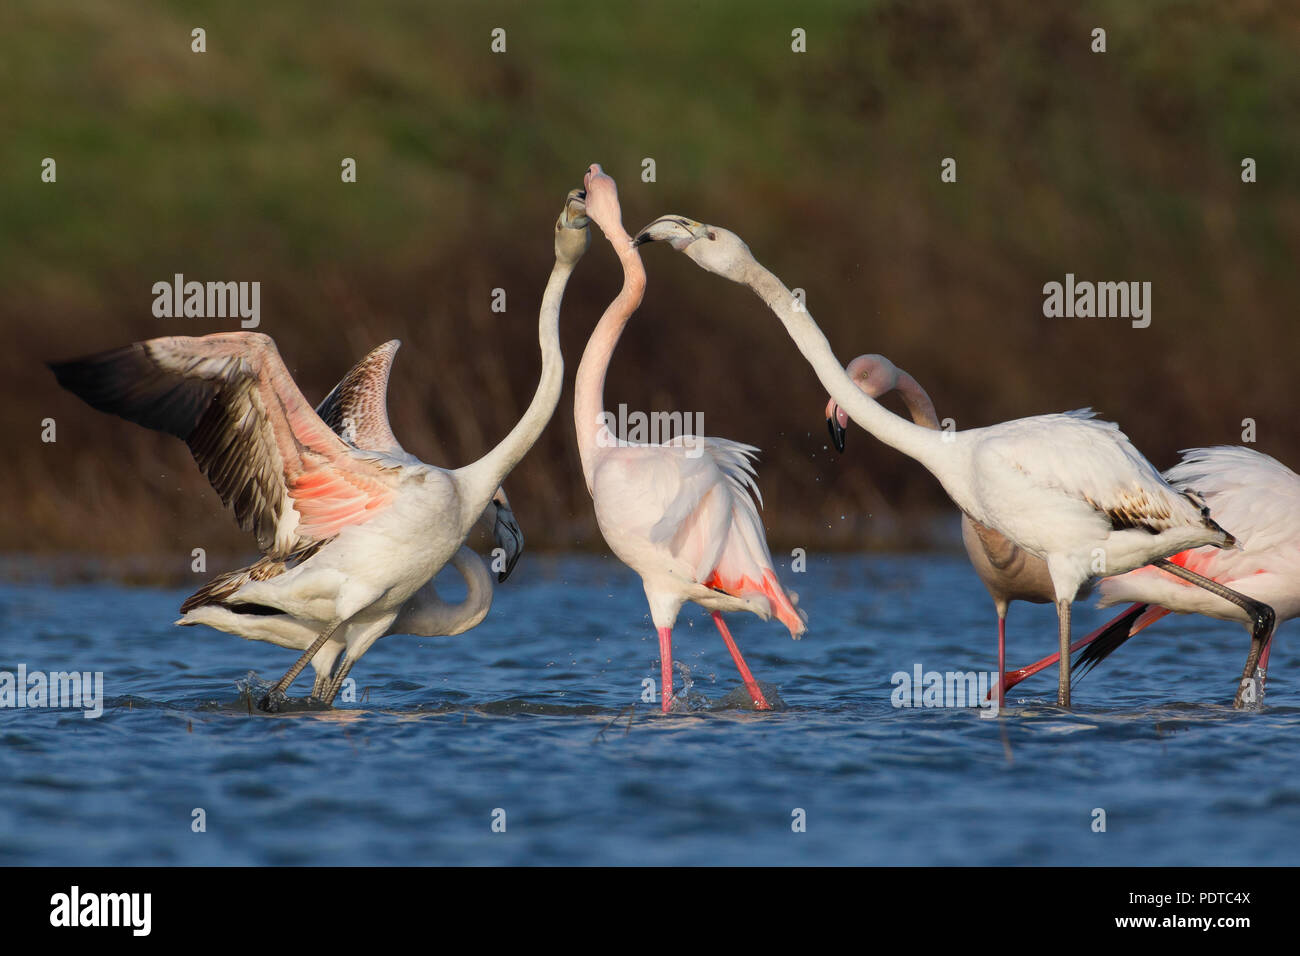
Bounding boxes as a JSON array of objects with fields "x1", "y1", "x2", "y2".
[{"x1": 1072, "y1": 603, "x2": 1167, "y2": 683}]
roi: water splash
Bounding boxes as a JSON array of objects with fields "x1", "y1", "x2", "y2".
[
  {"x1": 233, "y1": 671, "x2": 332, "y2": 715},
  {"x1": 666, "y1": 661, "x2": 786, "y2": 712}
]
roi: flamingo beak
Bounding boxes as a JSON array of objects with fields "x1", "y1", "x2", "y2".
[
  {"x1": 633, "y1": 216, "x2": 709, "y2": 249},
  {"x1": 826, "y1": 402, "x2": 847, "y2": 452},
  {"x1": 561, "y1": 188, "x2": 589, "y2": 230},
  {"x1": 491, "y1": 495, "x2": 524, "y2": 582},
  {"x1": 827, "y1": 417, "x2": 847, "y2": 453}
]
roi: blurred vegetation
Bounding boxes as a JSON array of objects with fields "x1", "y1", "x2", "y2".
[{"x1": 2, "y1": 0, "x2": 1299, "y2": 576}]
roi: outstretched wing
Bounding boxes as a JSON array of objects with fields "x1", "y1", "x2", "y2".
[
  {"x1": 315, "y1": 339, "x2": 407, "y2": 457},
  {"x1": 315, "y1": 340, "x2": 524, "y2": 579},
  {"x1": 50, "y1": 332, "x2": 399, "y2": 558}
]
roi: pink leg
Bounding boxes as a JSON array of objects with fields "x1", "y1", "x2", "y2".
[
  {"x1": 1258, "y1": 639, "x2": 1273, "y2": 686},
  {"x1": 1000, "y1": 635, "x2": 1094, "y2": 695},
  {"x1": 657, "y1": 626, "x2": 674, "y2": 714},
  {"x1": 997, "y1": 615, "x2": 1006, "y2": 708},
  {"x1": 998, "y1": 603, "x2": 1152, "y2": 696},
  {"x1": 712, "y1": 612, "x2": 771, "y2": 710}
]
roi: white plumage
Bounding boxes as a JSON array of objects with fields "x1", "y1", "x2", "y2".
[
  {"x1": 576, "y1": 166, "x2": 804, "y2": 714},
  {"x1": 635, "y1": 214, "x2": 1250, "y2": 707},
  {"x1": 51, "y1": 189, "x2": 591, "y2": 707},
  {"x1": 1099, "y1": 446, "x2": 1300, "y2": 625},
  {"x1": 1005, "y1": 446, "x2": 1298, "y2": 705}
]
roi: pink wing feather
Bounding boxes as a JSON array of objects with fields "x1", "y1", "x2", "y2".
[{"x1": 50, "y1": 331, "x2": 398, "y2": 557}]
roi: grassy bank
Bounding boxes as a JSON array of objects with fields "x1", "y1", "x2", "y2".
[{"x1": 3, "y1": 0, "x2": 1298, "y2": 562}]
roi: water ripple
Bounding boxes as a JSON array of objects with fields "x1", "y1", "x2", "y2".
[{"x1": 1, "y1": 555, "x2": 1296, "y2": 865}]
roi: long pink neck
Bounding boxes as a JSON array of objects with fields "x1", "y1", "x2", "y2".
[
  {"x1": 573, "y1": 218, "x2": 646, "y2": 491},
  {"x1": 894, "y1": 372, "x2": 940, "y2": 430}
]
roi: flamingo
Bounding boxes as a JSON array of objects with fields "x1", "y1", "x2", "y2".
[
  {"x1": 1002, "y1": 446, "x2": 1299, "y2": 707},
  {"x1": 634, "y1": 214, "x2": 1274, "y2": 707},
  {"x1": 576, "y1": 165, "x2": 805, "y2": 714},
  {"x1": 825, "y1": 353, "x2": 1057, "y2": 705},
  {"x1": 49, "y1": 187, "x2": 591, "y2": 709},
  {"x1": 176, "y1": 339, "x2": 525, "y2": 701},
  {"x1": 315, "y1": 337, "x2": 523, "y2": 587}
]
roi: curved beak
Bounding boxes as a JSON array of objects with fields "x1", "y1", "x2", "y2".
[
  {"x1": 827, "y1": 416, "x2": 847, "y2": 453},
  {"x1": 490, "y1": 493, "x2": 524, "y2": 582},
  {"x1": 826, "y1": 400, "x2": 847, "y2": 453},
  {"x1": 633, "y1": 215, "x2": 709, "y2": 248},
  {"x1": 559, "y1": 188, "x2": 589, "y2": 230}
]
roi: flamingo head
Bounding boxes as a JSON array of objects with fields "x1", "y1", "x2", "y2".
[
  {"x1": 554, "y1": 187, "x2": 591, "y2": 264},
  {"x1": 632, "y1": 215, "x2": 708, "y2": 251},
  {"x1": 633, "y1": 215, "x2": 754, "y2": 280},
  {"x1": 581, "y1": 163, "x2": 627, "y2": 239},
  {"x1": 487, "y1": 487, "x2": 523, "y2": 582},
  {"x1": 825, "y1": 355, "x2": 904, "y2": 453}
]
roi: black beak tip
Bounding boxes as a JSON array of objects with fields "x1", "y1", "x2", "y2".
[
  {"x1": 498, "y1": 551, "x2": 521, "y2": 583},
  {"x1": 827, "y1": 418, "x2": 846, "y2": 454},
  {"x1": 633, "y1": 233, "x2": 651, "y2": 247}
]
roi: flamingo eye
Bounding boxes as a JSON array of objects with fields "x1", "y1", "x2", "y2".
[{"x1": 707, "y1": 231, "x2": 717, "y2": 240}]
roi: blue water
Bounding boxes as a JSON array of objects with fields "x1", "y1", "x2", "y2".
[{"x1": 0, "y1": 554, "x2": 1296, "y2": 866}]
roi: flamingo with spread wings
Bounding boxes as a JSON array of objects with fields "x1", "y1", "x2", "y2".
[
  {"x1": 576, "y1": 166, "x2": 805, "y2": 713},
  {"x1": 175, "y1": 339, "x2": 525, "y2": 701},
  {"x1": 50, "y1": 187, "x2": 590, "y2": 708},
  {"x1": 315, "y1": 338, "x2": 522, "y2": 588}
]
